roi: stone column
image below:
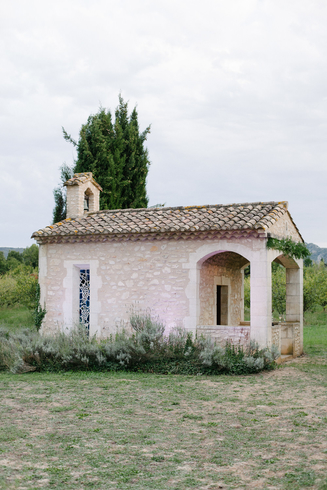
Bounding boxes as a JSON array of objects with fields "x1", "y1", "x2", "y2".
[
  {"x1": 38, "y1": 244, "x2": 48, "y2": 332},
  {"x1": 286, "y1": 267, "x2": 303, "y2": 323},
  {"x1": 183, "y1": 263, "x2": 200, "y2": 336},
  {"x1": 250, "y1": 251, "x2": 272, "y2": 348}
]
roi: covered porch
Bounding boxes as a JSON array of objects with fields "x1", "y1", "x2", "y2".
[{"x1": 192, "y1": 244, "x2": 303, "y2": 357}]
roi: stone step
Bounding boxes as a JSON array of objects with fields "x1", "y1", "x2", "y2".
[{"x1": 276, "y1": 354, "x2": 294, "y2": 364}]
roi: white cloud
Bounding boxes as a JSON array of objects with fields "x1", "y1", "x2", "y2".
[{"x1": 0, "y1": 0, "x2": 327, "y2": 246}]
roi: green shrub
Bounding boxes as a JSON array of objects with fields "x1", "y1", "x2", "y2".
[
  {"x1": 34, "y1": 284, "x2": 46, "y2": 331},
  {"x1": 0, "y1": 315, "x2": 279, "y2": 375},
  {"x1": 199, "y1": 338, "x2": 278, "y2": 374},
  {"x1": 304, "y1": 262, "x2": 327, "y2": 311},
  {"x1": 271, "y1": 265, "x2": 286, "y2": 314},
  {"x1": 14, "y1": 268, "x2": 38, "y2": 309},
  {"x1": 130, "y1": 311, "x2": 165, "y2": 351},
  {"x1": 0, "y1": 328, "x2": 36, "y2": 372},
  {"x1": 244, "y1": 276, "x2": 250, "y2": 309},
  {"x1": 0, "y1": 275, "x2": 18, "y2": 307},
  {"x1": 0, "y1": 266, "x2": 38, "y2": 309}
]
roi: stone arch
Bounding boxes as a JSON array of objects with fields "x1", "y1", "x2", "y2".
[
  {"x1": 198, "y1": 251, "x2": 249, "y2": 326},
  {"x1": 269, "y1": 252, "x2": 303, "y2": 356},
  {"x1": 195, "y1": 243, "x2": 253, "y2": 267},
  {"x1": 183, "y1": 239, "x2": 303, "y2": 353},
  {"x1": 273, "y1": 253, "x2": 300, "y2": 269},
  {"x1": 183, "y1": 240, "x2": 256, "y2": 333},
  {"x1": 84, "y1": 187, "x2": 95, "y2": 213}
]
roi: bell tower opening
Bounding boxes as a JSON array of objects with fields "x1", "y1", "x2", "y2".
[{"x1": 84, "y1": 193, "x2": 90, "y2": 212}]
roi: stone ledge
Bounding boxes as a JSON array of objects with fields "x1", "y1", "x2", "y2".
[{"x1": 196, "y1": 325, "x2": 250, "y2": 346}]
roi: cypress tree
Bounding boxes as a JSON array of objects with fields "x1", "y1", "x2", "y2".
[
  {"x1": 56, "y1": 94, "x2": 151, "y2": 217},
  {"x1": 52, "y1": 163, "x2": 74, "y2": 223}
]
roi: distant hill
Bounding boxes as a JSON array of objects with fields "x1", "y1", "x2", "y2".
[
  {"x1": 305, "y1": 243, "x2": 327, "y2": 263},
  {"x1": 0, "y1": 247, "x2": 25, "y2": 258}
]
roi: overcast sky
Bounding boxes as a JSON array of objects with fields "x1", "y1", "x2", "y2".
[{"x1": 1, "y1": 0, "x2": 327, "y2": 248}]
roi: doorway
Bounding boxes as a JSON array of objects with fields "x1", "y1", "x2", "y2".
[{"x1": 216, "y1": 285, "x2": 228, "y2": 325}]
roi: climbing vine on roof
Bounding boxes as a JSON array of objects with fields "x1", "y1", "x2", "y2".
[{"x1": 266, "y1": 237, "x2": 310, "y2": 260}]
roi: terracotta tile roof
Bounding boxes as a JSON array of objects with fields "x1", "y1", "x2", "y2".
[
  {"x1": 64, "y1": 172, "x2": 103, "y2": 191},
  {"x1": 32, "y1": 201, "x2": 291, "y2": 241}
]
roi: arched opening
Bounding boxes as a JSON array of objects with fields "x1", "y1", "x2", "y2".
[
  {"x1": 271, "y1": 253, "x2": 301, "y2": 356},
  {"x1": 84, "y1": 188, "x2": 95, "y2": 214},
  {"x1": 271, "y1": 259, "x2": 286, "y2": 323},
  {"x1": 198, "y1": 251, "x2": 250, "y2": 327}
]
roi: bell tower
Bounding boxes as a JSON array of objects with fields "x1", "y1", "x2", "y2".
[{"x1": 64, "y1": 173, "x2": 102, "y2": 219}]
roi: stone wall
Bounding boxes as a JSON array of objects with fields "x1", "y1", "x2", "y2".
[
  {"x1": 267, "y1": 212, "x2": 302, "y2": 242},
  {"x1": 41, "y1": 239, "x2": 192, "y2": 336},
  {"x1": 270, "y1": 322, "x2": 302, "y2": 357},
  {"x1": 271, "y1": 325, "x2": 281, "y2": 351},
  {"x1": 280, "y1": 322, "x2": 301, "y2": 356},
  {"x1": 40, "y1": 239, "x2": 253, "y2": 337},
  {"x1": 293, "y1": 323, "x2": 302, "y2": 357},
  {"x1": 38, "y1": 233, "x2": 303, "y2": 354},
  {"x1": 196, "y1": 326, "x2": 250, "y2": 347}
]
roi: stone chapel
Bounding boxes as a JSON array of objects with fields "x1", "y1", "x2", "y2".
[{"x1": 32, "y1": 172, "x2": 304, "y2": 358}]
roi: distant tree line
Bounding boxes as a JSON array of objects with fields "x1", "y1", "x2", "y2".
[{"x1": 0, "y1": 245, "x2": 38, "y2": 275}]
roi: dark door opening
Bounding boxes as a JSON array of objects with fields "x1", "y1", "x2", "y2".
[
  {"x1": 216, "y1": 286, "x2": 221, "y2": 325},
  {"x1": 216, "y1": 285, "x2": 228, "y2": 325}
]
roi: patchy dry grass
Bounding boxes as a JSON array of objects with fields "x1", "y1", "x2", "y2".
[{"x1": 0, "y1": 327, "x2": 326, "y2": 489}]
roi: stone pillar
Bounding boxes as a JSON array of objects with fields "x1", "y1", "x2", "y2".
[
  {"x1": 183, "y1": 263, "x2": 200, "y2": 336},
  {"x1": 250, "y1": 252, "x2": 272, "y2": 348},
  {"x1": 38, "y1": 244, "x2": 48, "y2": 332},
  {"x1": 286, "y1": 267, "x2": 302, "y2": 323},
  {"x1": 66, "y1": 185, "x2": 83, "y2": 219}
]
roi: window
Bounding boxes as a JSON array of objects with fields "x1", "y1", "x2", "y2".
[{"x1": 79, "y1": 269, "x2": 90, "y2": 332}]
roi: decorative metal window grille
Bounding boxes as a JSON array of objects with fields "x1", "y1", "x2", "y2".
[{"x1": 79, "y1": 269, "x2": 90, "y2": 332}]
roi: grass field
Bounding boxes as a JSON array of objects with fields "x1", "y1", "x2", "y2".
[
  {"x1": 0, "y1": 321, "x2": 326, "y2": 489},
  {"x1": 0, "y1": 306, "x2": 34, "y2": 331}
]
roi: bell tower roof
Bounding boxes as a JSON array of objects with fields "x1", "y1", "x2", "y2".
[{"x1": 64, "y1": 172, "x2": 103, "y2": 191}]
